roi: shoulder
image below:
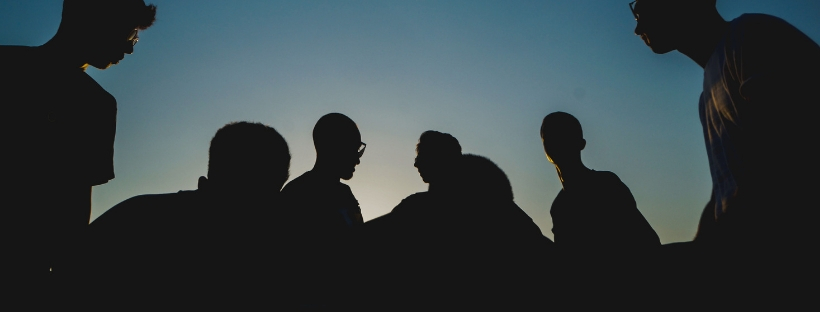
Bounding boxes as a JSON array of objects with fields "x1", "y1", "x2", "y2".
[
  {"x1": 0, "y1": 45, "x2": 33, "y2": 60},
  {"x1": 0, "y1": 46, "x2": 38, "y2": 77},
  {"x1": 91, "y1": 192, "x2": 192, "y2": 229},
  {"x1": 591, "y1": 170, "x2": 626, "y2": 186},
  {"x1": 732, "y1": 13, "x2": 792, "y2": 30},
  {"x1": 728, "y1": 13, "x2": 816, "y2": 49},
  {"x1": 393, "y1": 192, "x2": 429, "y2": 211},
  {"x1": 281, "y1": 171, "x2": 316, "y2": 192},
  {"x1": 280, "y1": 172, "x2": 313, "y2": 198}
]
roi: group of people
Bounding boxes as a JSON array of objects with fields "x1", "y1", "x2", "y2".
[{"x1": 2, "y1": 0, "x2": 819, "y2": 309}]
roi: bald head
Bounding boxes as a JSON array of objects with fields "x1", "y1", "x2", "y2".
[{"x1": 312, "y1": 113, "x2": 363, "y2": 180}]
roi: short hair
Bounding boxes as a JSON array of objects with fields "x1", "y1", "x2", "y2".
[
  {"x1": 540, "y1": 112, "x2": 583, "y2": 142},
  {"x1": 417, "y1": 130, "x2": 462, "y2": 159},
  {"x1": 459, "y1": 154, "x2": 514, "y2": 201},
  {"x1": 313, "y1": 113, "x2": 359, "y2": 151},
  {"x1": 62, "y1": 0, "x2": 157, "y2": 30},
  {"x1": 634, "y1": 0, "x2": 716, "y2": 14},
  {"x1": 208, "y1": 122, "x2": 290, "y2": 185}
]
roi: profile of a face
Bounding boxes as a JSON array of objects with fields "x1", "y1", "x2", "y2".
[
  {"x1": 632, "y1": 0, "x2": 681, "y2": 54},
  {"x1": 414, "y1": 149, "x2": 433, "y2": 183},
  {"x1": 85, "y1": 26, "x2": 139, "y2": 69},
  {"x1": 338, "y1": 140, "x2": 363, "y2": 181},
  {"x1": 330, "y1": 128, "x2": 363, "y2": 180}
]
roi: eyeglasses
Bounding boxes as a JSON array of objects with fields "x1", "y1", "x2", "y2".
[
  {"x1": 127, "y1": 29, "x2": 139, "y2": 46},
  {"x1": 358, "y1": 142, "x2": 366, "y2": 158},
  {"x1": 629, "y1": 1, "x2": 639, "y2": 20}
]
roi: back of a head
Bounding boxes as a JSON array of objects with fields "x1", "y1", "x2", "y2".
[
  {"x1": 61, "y1": 0, "x2": 157, "y2": 31},
  {"x1": 312, "y1": 113, "x2": 360, "y2": 153},
  {"x1": 417, "y1": 131, "x2": 462, "y2": 161},
  {"x1": 458, "y1": 154, "x2": 514, "y2": 202},
  {"x1": 208, "y1": 122, "x2": 291, "y2": 192},
  {"x1": 540, "y1": 112, "x2": 583, "y2": 143},
  {"x1": 540, "y1": 112, "x2": 587, "y2": 165}
]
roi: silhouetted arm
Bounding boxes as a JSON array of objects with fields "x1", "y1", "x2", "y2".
[
  {"x1": 607, "y1": 173, "x2": 660, "y2": 247},
  {"x1": 694, "y1": 190, "x2": 716, "y2": 242}
]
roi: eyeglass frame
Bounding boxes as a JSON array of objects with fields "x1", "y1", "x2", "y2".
[
  {"x1": 127, "y1": 29, "x2": 139, "y2": 46},
  {"x1": 358, "y1": 142, "x2": 366, "y2": 158},
  {"x1": 629, "y1": 1, "x2": 639, "y2": 20}
]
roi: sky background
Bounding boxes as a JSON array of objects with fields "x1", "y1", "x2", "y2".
[{"x1": 2, "y1": 0, "x2": 819, "y2": 244}]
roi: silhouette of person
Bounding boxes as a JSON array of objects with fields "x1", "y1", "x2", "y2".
[
  {"x1": 364, "y1": 131, "x2": 461, "y2": 236},
  {"x1": 541, "y1": 112, "x2": 659, "y2": 252},
  {"x1": 448, "y1": 154, "x2": 554, "y2": 310},
  {"x1": 85, "y1": 122, "x2": 290, "y2": 310},
  {"x1": 278, "y1": 112, "x2": 365, "y2": 309},
  {"x1": 630, "y1": 0, "x2": 820, "y2": 305},
  {"x1": 632, "y1": 0, "x2": 820, "y2": 245},
  {"x1": 364, "y1": 132, "x2": 551, "y2": 310},
  {"x1": 382, "y1": 130, "x2": 463, "y2": 220},
  {"x1": 0, "y1": 0, "x2": 157, "y2": 295}
]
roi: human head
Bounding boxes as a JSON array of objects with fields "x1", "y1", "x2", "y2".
[
  {"x1": 207, "y1": 122, "x2": 291, "y2": 198},
  {"x1": 631, "y1": 0, "x2": 718, "y2": 54},
  {"x1": 56, "y1": 0, "x2": 157, "y2": 69},
  {"x1": 414, "y1": 130, "x2": 462, "y2": 185},
  {"x1": 540, "y1": 112, "x2": 585, "y2": 165},
  {"x1": 457, "y1": 154, "x2": 514, "y2": 202},
  {"x1": 313, "y1": 113, "x2": 364, "y2": 180}
]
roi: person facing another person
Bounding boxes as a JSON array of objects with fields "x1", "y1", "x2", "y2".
[
  {"x1": 629, "y1": 0, "x2": 820, "y2": 305},
  {"x1": 630, "y1": 0, "x2": 820, "y2": 249},
  {"x1": 86, "y1": 122, "x2": 290, "y2": 309},
  {"x1": 363, "y1": 131, "x2": 552, "y2": 310},
  {"x1": 541, "y1": 112, "x2": 660, "y2": 252},
  {"x1": 278, "y1": 112, "x2": 366, "y2": 309},
  {"x1": 0, "y1": 0, "x2": 157, "y2": 293}
]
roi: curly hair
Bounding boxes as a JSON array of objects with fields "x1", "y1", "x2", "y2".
[{"x1": 62, "y1": 0, "x2": 157, "y2": 30}]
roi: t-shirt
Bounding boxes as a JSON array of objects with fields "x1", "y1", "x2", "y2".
[
  {"x1": 278, "y1": 170, "x2": 364, "y2": 308},
  {"x1": 698, "y1": 14, "x2": 820, "y2": 242},
  {"x1": 1, "y1": 45, "x2": 116, "y2": 187},
  {"x1": 550, "y1": 170, "x2": 660, "y2": 250},
  {"x1": 280, "y1": 170, "x2": 363, "y2": 233}
]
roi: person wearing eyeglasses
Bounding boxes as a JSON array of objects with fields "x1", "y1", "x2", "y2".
[
  {"x1": 279, "y1": 112, "x2": 366, "y2": 309},
  {"x1": 0, "y1": 0, "x2": 156, "y2": 304},
  {"x1": 630, "y1": 0, "x2": 820, "y2": 305}
]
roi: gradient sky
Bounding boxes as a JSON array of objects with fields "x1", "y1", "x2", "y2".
[{"x1": 2, "y1": 0, "x2": 819, "y2": 244}]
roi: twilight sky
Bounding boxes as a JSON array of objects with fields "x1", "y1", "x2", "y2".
[{"x1": 2, "y1": 0, "x2": 818, "y2": 243}]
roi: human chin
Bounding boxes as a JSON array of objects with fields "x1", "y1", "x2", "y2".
[
  {"x1": 640, "y1": 31, "x2": 676, "y2": 54},
  {"x1": 88, "y1": 53, "x2": 125, "y2": 69},
  {"x1": 340, "y1": 168, "x2": 355, "y2": 180},
  {"x1": 87, "y1": 59, "x2": 114, "y2": 69}
]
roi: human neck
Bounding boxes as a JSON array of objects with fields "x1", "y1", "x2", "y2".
[
  {"x1": 40, "y1": 34, "x2": 88, "y2": 70},
  {"x1": 677, "y1": 14, "x2": 730, "y2": 68},
  {"x1": 311, "y1": 161, "x2": 340, "y2": 182},
  {"x1": 554, "y1": 160, "x2": 591, "y2": 191}
]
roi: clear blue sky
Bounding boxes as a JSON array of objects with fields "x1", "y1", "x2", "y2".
[{"x1": 2, "y1": 0, "x2": 818, "y2": 243}]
